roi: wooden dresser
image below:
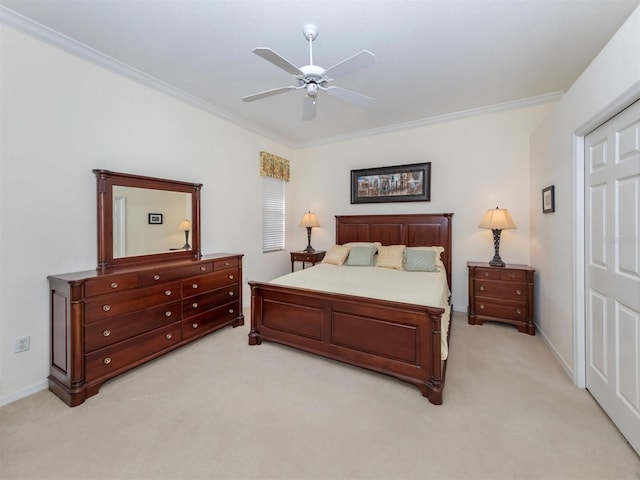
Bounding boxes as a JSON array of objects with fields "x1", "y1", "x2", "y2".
[
  {"x1": 467, "y1": 261, "x2": 535, "y2": 335},
  {"x1": 48, "y1": 253, "x2": 243, "y2": 406}
]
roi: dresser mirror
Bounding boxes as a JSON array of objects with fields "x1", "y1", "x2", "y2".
[{"x1": 94, "y1": 169, "x2": 202, "y2": 269}]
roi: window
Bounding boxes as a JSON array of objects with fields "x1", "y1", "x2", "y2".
[{"x1": 262, "y1": 176, "x2": 285, "y2": 252}]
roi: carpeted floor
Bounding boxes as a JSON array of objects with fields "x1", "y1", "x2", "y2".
[{"x1": 1, "y1": 311, "x2": 638, "y2": 479}]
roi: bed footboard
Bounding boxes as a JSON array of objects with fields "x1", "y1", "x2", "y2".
[{"x1": 249, "y1": 281, "x2": 445, "y2": 405}]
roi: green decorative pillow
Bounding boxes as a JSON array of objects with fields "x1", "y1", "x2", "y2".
[
  {"x1": 345, "y1": 246, "x2": 377, "y2": 266},
  {"x1": 404, "y1": 248, "x2": 438, "y2": 272}
]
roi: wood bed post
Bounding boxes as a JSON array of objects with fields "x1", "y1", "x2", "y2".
[{"x1": 248, "y1": 283, "x2": 262, "y2": 345}]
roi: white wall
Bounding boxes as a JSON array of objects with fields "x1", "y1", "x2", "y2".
[
  {"x1": 292, "y1": 103, "x2": 555, "y2": 310},
  {"x1": 530, "y1": 7, "x2": 640, "y2": 379},
  {"x1": 0, "y1": 26, "x2": 296, "y2": 404}
]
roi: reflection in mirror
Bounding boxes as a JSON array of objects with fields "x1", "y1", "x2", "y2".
[
  {"x1": 94, "y1": 169, "x2": 202, "y2": 269},
  {"x1": 112, "y1": 186, "x2": 192, "y2": 258}
]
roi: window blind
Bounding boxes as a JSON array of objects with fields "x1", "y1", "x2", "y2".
[{"x1": 262, "y1": 176, "x2": 285, "y2": 252}]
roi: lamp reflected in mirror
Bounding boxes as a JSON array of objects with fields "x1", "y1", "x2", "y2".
[{"x1": 180, "y1": 219, "x2": 192, "y2": 250}]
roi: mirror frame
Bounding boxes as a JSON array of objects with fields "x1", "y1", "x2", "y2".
[{"x1": 94, "y1": 169, "x2": 202, "y2": 269}]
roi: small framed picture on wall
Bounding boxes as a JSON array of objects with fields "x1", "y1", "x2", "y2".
[
  {"x1": 542, "y1": 186, "x2": 555, "y2": 214},
  {"x1": 148, "y1": 213, "x2": 163, "y2": 224}
]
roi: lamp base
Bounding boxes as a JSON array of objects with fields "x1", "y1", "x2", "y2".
[
  {"x1": 304, "y1": 227, "x2": 315, "y2": 253},
  {"x1": 489, "y1": 257, "x2": 505, "y2": 267},
  {"x1": 489, "y1": 229, "x2": 506, "y2": 267}
]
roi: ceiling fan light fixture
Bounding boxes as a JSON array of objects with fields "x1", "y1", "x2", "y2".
[{"x1": 242, "y1": 24, "x2": 376, "y2": 119}]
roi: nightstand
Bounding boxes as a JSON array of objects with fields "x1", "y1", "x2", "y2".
[
  {"x1": 467, "y1": 261, "x2": 535, "y2": 335},
  {"x1": 290, "y1": 250, "x2": 326, "y2": 272}
]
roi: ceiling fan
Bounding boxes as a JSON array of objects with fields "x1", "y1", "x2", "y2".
[{"x1": 242, "y1": 24, "x2": 376, "y2": 121}]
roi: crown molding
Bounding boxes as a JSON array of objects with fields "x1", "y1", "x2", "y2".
[
  {"x1": 0, "y1": 6, "x2": 295, "y2": 148},
  {"x1": 295, "y1": 91, "x2": 564, "y2": 149}
]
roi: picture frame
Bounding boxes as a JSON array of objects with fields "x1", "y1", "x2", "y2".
[
  {"x1": 148, "y1": 213, "x2": 163, "y2": 224},
  {"x1": 351, "y1": 162, "x2": 431, "y2": 204},
  {"x1": 542, "y1": 186, "x2": 555, "y2": 213}
]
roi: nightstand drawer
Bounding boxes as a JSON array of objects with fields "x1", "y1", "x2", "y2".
[
  {"x1": 500, "y1": 269, "x2": 527, "y2": 282},
  {"x1": 293, "y1": 253, "x2": 319, "y2": 262},
  {"x1": 474, "y1": 268, "x2": 501, "y2": 280},
  {"x1": 475, "y1": 280, "x2": 528, "y2": 300},
  {"x1": 475, "y1": 300, "x2": 528, "y2": 321}
]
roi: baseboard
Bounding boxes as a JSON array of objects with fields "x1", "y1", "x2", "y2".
[
  {"x1": 535, "y1": 324, "x2": 576, "y2": 384},
  {"x1": 0, "y1": 380, "x2": 48, "y2": 407}
]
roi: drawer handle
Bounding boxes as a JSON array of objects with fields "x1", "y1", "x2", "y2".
[
  {"x1": 224, "y1": 262, "x2": 230, "y2": 266},
  {"x1": 102, "y1": 329, "x2": 111, "y2": 337},
  {"x1": 228, "y1": 308, "x2": 234, "y2": 314},
  {"x1": 200, "y1": 266, "x2": 207, "y2": 272},
  {"x1": 228, "y1": 291, "x2": 234, "y2": 296},
  {"x1": 102, "y1": 304, "x2": 111, "y2": 312},
  {"x1": 103, "y1": 357, "x2": 112, "y2": 365},
  {"x1": 517, "y1": 309, "x2": 523, "y2": 315},
  {"x1": 153, "y1": 274, "x2": 160, "y2": 281},
  {"x1": 229, "y1": 275, "x2": 234, "y2": 280},
  {"x1": 516, "y1": 289, "x2": 522, "y2": 295},
  {"x1": 479, "y1": 286, "x2": 485, "y2": 291},
  {"x1": 165, "y1": 290, "x2": 172, "y2": 296},
  {"x1": 192, "y1": 283, "x2": 198, "y2": 289},
  {"x1": 192, "y1": 302, "x2": 198, "y2": 308},
  {"x1": 110, "y1": 282, "x2": 118, "y2": 289},
  {"x1": 510, "y1": 274, "x2": 516, "y2": 279},
  {"x1": 484, "y1": 272, "x2": 489, "y2": 277},
  {"x1": 165, "y1": 333, "x2": 173, "y2": 340},
  {"x1": 479, "y1": 304, "x2": 485, "y2": 309},
  {"x1": 165, "y1": 311, "x2": 172, "y2": 317},
  {"x1": 192, "y1": 323, "x2": 198, "y2": 329}
]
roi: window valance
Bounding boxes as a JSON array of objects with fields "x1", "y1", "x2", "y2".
[{"x1": 260, "y1": 151, "x2": 290, "y2": 182}]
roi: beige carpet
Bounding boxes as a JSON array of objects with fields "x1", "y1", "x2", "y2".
[{"x1": 1, "y1": 311, "x2": 638, "y2": 480}]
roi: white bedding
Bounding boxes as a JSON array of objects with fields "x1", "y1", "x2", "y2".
[{"x1": 270, "y1": 264, "x2": 451, "y2": 359}]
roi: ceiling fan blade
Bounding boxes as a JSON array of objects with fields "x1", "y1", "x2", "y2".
[
  {"x1": 253, "y1": 48, "x2": 303, "y2": 76},
  {"x1": 302, "y1": 95, "x2": 316, "y2": 121},
  {"x1": 242, "y1": 86, "x2": 297, "y2": 102},
  {"x1": 324, "y1": 50, "x2": 376, "y2": 80},
  {"x1": 325, "y1": 86, "x2": 374, "y2": 107}
]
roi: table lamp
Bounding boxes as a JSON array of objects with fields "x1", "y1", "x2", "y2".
[{"x1": 479, "y1": 207, "x2": 516, "y2": 267}]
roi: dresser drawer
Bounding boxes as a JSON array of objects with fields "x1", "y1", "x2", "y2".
[
  {"x1": 84, "y1": 282, "x2": 181, "y2": 321},
  {"x1": 474, "y1": 300, "x2": 528, "y2": 321},
  {"x1": 84, "y1": 273, "x2": 139, "y2": 297},
  {"x1": 475, "y1": 280, "x2": 528, "y2": 301},
  {"x1": 85, "y1": 301, "x2": 181, "y2": 352},
  {"x1": 214, "y1": 257, "x2": 239, "y2": 270},
  {"x1": 138, "y1": 263, "x2": 215, "y2": 286},
  {"x1": 182, "y1": 301, "x2": 240, "y2": 340},
  {"x1": 183, "y1": 284, "x2": 239, "y2": 318},
  {"x1": 182, "y1": 269, "x2": 239, "y2": 296},
  {"x1": 85, "y1": 323, "x2": 181, "y2": 383}
]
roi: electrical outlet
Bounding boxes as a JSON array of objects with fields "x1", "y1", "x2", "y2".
[{"x1": 15, "y1": 336, "x2": 30, "y2": 353}]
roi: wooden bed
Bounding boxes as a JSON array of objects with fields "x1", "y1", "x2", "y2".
[{"x1": 248, "y1": 213, "x2": 453, "y2": 405}]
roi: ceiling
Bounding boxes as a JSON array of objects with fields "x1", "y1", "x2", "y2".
[{"x1": 1, "y1": 0, "x2": 638, "y2": 148}]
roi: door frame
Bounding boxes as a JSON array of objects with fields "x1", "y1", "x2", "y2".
[{"x1": 572, "y1": 81, "x2": 640, "y2": 388}]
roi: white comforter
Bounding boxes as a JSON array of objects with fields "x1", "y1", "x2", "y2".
[{"x1": 270, "y1": 264, "x2": 451, "y2": 359}]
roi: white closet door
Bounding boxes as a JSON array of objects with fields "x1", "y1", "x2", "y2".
[{"x1": 585, "y1": 100, "x2": 640, "y2": 456}]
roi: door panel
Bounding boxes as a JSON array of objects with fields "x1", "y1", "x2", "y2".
[{"x1": 585, "y1": 100, "x2": 640, "y2": 456}]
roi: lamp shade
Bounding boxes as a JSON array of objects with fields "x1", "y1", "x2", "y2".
[
  {"x1": 179, "y1": 219, "x2": 192, "y2": 231},
  {"x1": 479, "y1": 208, "x2": 516, "y2": 230},
  {"x1": 299, "y1": 212, "x2": 320, "y2": 228}
]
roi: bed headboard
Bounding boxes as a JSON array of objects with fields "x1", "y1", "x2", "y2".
[{"x1": 335, "y1": 213, "x2": 454, "y2": 289}]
